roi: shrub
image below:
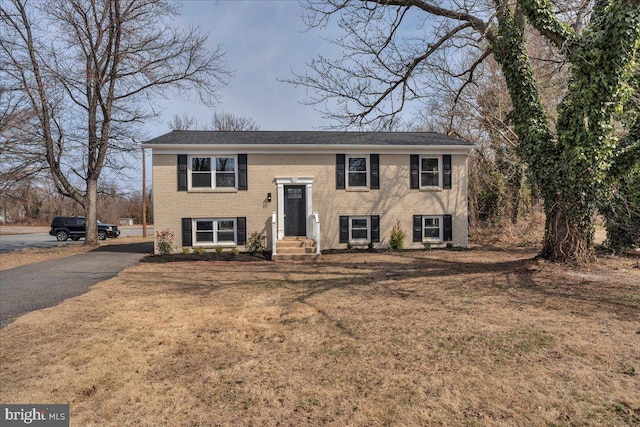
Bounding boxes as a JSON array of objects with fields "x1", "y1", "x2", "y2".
[
  {"x1": 367, "y1": 241, "x2": 374, "y2": 250},
  {"x1": 231, "y1": 247, "x2": 239, "y2": 256},
  {"x1": 156, "y1": 229, "x2": 175, "y2": 255},
  {"x1": 389, "y1": 219, "x2": 406, "y2": 251},
  {"x1": 214, "y1": 246, "x2": 223, "y2": 254},
  {"x1": 346, "y1": 242, "x2": 353, "y2": 250},
  {"x1": 193, "y1": 246, "x2": 206, "y2": 255},
  {"x1": 245, "y1": 231, "x2": 267, "y2": 254},
  {"x1": 446, "y1": 242, "x2": 454, "y2": 249},
  {"x1": 182, "y1": 247, "x2": 191, "y2": 254},
  {"x1": 423, "y1": 242, "x2": 432, "y2": 251}
]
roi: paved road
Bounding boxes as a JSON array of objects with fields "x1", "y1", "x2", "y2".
[
  {"x1": 0, "y1": 241, "x2": 152, "y2": 328},
  {"x1": 0, "y1": 227, "x2": 154, "y2": 254}
]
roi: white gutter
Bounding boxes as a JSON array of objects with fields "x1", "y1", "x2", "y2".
[{"x1": 141, "y1": 143, "x2": 475, "y2": 155}]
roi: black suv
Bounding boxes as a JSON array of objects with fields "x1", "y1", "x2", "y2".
[{"x1": 49, "y1": 216, "x2": 120, "y2": 241}]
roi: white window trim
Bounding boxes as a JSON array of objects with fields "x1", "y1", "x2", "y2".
[
  {"x1": 346, "y1": 155, "x2": 369, "y2": 189},
  {"x1": 192, "y1": 218, "x2": 237, "y2": 246},
  {"x1": 422, "y1": 215, "x2": 443, "y2": 242},
  {"x1": 419, "y1": 156, "x2": 442, "y2": 189},
  {"x1": 188, "y1": 155, "x2": 239, "y2": 190},
  {"x1": 349, "y1": 216, "x2": 371, "y2": 244}
]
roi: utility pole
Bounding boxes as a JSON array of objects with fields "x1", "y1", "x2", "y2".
[{"x1": 142, "y1": 146, "x2": 147, "y2": 238}]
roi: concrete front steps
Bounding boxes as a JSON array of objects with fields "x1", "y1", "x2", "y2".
[{"x1": 272, "y1": 237, "x2": 321, "y2": 261}]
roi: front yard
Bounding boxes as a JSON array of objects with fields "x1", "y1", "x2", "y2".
[{"x1": 1, "y1": 248, "x2": 638, "y2": 426}]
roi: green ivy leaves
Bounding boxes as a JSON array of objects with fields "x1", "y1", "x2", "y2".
[{"x1": 491, "y1": 0, "x2": 640, "y2": 260}]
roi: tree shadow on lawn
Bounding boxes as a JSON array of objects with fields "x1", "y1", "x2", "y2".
[{"x1": 137, "y1": 248, "x2": 638, "y2": 322}]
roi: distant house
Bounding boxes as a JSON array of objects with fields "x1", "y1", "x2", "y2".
[
  {"x1": 143, "y1": 131, "x2": 473, "y2": 259},
  {"x1": 119, "y1": 218, "x2": 134, "y2": 226}
]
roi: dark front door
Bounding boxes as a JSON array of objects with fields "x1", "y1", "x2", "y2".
[{"x1": 284, "y1": 185, "x2": 306, "y2": 236}]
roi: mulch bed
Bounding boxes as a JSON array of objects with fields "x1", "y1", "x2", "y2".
[{"x1": 142, "y1": 252, "x2": 272, "y2": 263}]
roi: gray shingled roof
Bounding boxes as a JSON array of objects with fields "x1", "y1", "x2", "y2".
[{"x1": 145, "y1": 130, "x2": 473, "y2": 146}]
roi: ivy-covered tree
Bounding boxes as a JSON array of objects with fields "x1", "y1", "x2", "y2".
[
  {"x1": 599, "y1": 68, "x2": 640, "y2": 249},
  {"x1": 498, "y1": 1, "x2": 639, "y2": 261},
  {"x1": 292, "y1": 0, "x2": 640, "y2": 262}
]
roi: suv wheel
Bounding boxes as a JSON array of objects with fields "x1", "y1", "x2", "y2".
[
  {"x1": 56, "y1": 230, "x2": 69, "y2": 241},
  {"x1": 98, "y1": 231, "x2": 107, "y2": 240}
]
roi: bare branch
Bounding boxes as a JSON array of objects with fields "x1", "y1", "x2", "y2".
[
  {"x1": 374, "y1": 0, "x2": 494, "y2": 40},
  {"x1": 289, "y1": 0, "x2": 497, "y2": 128}
]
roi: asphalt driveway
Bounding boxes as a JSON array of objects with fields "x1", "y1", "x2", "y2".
[{"x1": 0, "y1": 242, "x2": 152, "y2": 328}]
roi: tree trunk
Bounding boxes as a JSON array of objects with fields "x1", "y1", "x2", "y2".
[
  {"x1": 509, "y1": 166, "x2": 524, "y2": 225},
  {"x1": 540, "y1": 203, "x2": 593, "y2": 263},
  {"x1": 84, "y1": 178, "x2": 99, "y2": 246}
]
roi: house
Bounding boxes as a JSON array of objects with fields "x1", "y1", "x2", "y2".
[
  {"x1": 143, "y1": 131, "x2": 473, "y2": 259},
  {"x1": 119, "y1": 217, "x2": 134, "y2": 226}
]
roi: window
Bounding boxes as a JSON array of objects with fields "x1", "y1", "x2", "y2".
[
  {"x1": 216, "y1": 220, "x2": 235, "y2": 242},
  {"x1": 192, "y1": 158, "x2": 212, "y2": 187},
  {"x1": 423, "y1": 216, "x2": 442, "y2": 240},
  {"x1": 337, "y1": 154, "x2": 379, "y2": 190},
  {"x1": 190, "y1": 156, "x2": 236, "y2": 189},
  {"x1": 414, "y1": 214, "x2": 452, "y2": 242},
  {"x1": 193, "y1": 218, "x2": 236, "y2": 245},
  {"x1": 411, "y1": 155, "x2": 451, "y2": 190},
  {"x1": 195, "y1": 219, "x2": 214, "y2": 242},
  {"x1": 349, "y1": 216, "x2": 370, "y2": 242},
  {"x1": 216, "y1": 157, "x2": 235, "y2": 187},
  {"x1": 340, "y1": 215, "x2": 380, "y2": 244},
  {"x1": 347, "y1": 156, "x2": 368, "y2": 187},
  {"x1": 287, "y1": 187, "x2": 303, "y2": 199},
  {"x1": 421, "y1": 157, "x2": 440, "y2": 187}
]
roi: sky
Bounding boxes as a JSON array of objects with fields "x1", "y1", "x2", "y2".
[
  {"x1": 147, "y1": 0, "x2": 339, "y2": 137},
  {"x1": 135, "y1": 0, "x2": 340, "y2": 191}
]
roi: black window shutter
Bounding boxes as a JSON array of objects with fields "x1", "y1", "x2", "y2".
[
  {"x1": 339, "y1": 216, "x2": 349, "y2": 243},
  {"x1": 238, "y1": 154, "x2": 248, "y2": 190},
  {"x1": 370, "y1": 215, "x2": 380, "y2": 243},
  {"x1": 236, "y1": 217, "x2": 246, "y2": 245},
  {"x1": 443, "y1": 214, "x2": 453, "y2": 241},
  {"x1": 370, "y1": 154, "x2": 379, "y2": 189},
  {"x1": 181, "y1": 217, "x2": 192, "y2": 247},
  {"x1": 413, "y1": 215, "x2": 423, "y2": 242},
  {"x1": 336, "y1": 154, "x2": 346, "y2": 189},
  {"x1": 443, "y1": 155, "x2": 452, "y2": 189},
  {"x1": 410, "y1": 154, "x2": 419, "y2": 189},
  {"x1": 177, "y1": 155, "x2": 187, "y2": 191}
]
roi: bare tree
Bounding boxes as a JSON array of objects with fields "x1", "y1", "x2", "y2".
[
  {"x1": 167, "y1": 112, "x2": 199, "y2": 131},
  {"x1": 167, "y1": 111, "x2": 260, "y2": 131},
  {"x1": 209, "y1": 111, "x2": 259, "y2": 131},
  {"x1": 1, "y1": 0, "x2": 229, "y2": 244},
  {"x1": 0, "y1": 84, "x2": 46, "y2": 194},
  {"x1": 290, "y1": 0, "x2": 640, "y2": 263}
]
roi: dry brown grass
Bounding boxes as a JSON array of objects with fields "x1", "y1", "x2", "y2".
[
  {"x1": 1, "y1": 248, "x2": 639, "y2": 426},
  {"x1": 0, "y1": 245, "x2": 95, "y2": 271},
  {"x1": 0, "y1": 226, "x2": 50, "y2": 235}
]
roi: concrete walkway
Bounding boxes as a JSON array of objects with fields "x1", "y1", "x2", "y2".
[{"x1": 0, "y1": 242, "x2": 152, "y2": 328}]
